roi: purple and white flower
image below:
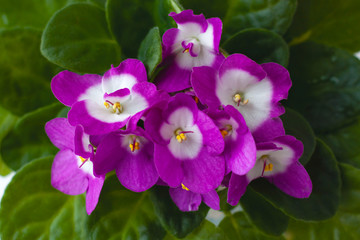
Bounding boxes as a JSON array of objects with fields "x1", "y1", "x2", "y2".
[
  {"x1": 45, "y1": 118, "x2": 105, "y2": 214},
  {"x1": 92, "y1": 126, "x2": 158, "y2": 192},
  {"x1": 207, "y1": 105, "x2": 256, "y2": 175},
  {"x1": 170, "y1": 185, "x2": 220, "y2": 212},
  {"x1": 227, "y1": 135, "x2": 312, "y2": 206},
  {"x1": 51, "y1": 59, "x2": 163, "y2": 135},
  {"x1": 145, "y1": 93, "x2": 225, "y2": 194},
  {"x1": 191, "y1": 54, "x2": 292, "y2": 132},
  {"x1": 155, "y1": 10, "x2": 225, "y2": 92}
]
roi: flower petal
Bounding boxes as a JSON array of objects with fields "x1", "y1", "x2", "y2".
[
  {"x1": 266, "y1": 161, "x2": 312, "y2": 198},
  {"x1": 202, "y1": 190, "x2": 220, "y2": 210},
  {"x1": 169, "y1": 187, "x2": 202, "y2": 212},
  {"x1": 45, "y1": 118, "x2": 75, "y2": 151},
  {"x1": 182, "y1": 149, "x2": 225, "y2": 194},
  {"x1": 197, "y1": 111, "x2": 224, "y2": 155},
  {"x1": 51, "y1": 71, "x2": 102, "y2": 107},
  {"x1": 86, "y1": 176, "x2": 105, "y2": 215},
  {"x1": 228, "y1": 173, "x2": 249, "y2": 206},
  {"x1": 74, "y1": 125, "x2": 91, "y2": 158},
  {"x1": 51, "y1": 149, "x2": 88, "y2": 195},
  {"x1": 252, "y1": 117, "x2": 285, "y2": 143},
  {"x1": 68, "y1": 100, "x2": 130, "y2": 135},
  {"x1": 154, "y1": 144, "x2": 184, "y2": 187},
  {"x1": 102, "y1": 59, "x2": 147, "y2": 94},
  {"x1": 170, "y1": 10, "x2": 208, "y2": 33}
]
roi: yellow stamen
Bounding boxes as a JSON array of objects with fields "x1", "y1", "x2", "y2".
[
  {"x1": 104, "y1": 102, "x2": 110, "y2": 109},
  {"x1": 113, "y1": 102, "x2": 122, "y2": 113},
  {"x1": 129, "y1": 142, "x2": 140, "y2": 152},
  {"x1": 220, "y1": 130, "x2": 228, "y2": 138},
  {"x1": 264, "y1": 163, "x2": 273, "y2": 172},
  {"x1": 240, "y1": 99, "x2": 249, "y2": 105},
  {"x1": 184, "y1": 48, "x2": 189, "y2": 53},
  {"x1": 181, "y1": 183, "x2": 189, "y2": 191},
  {"x1": 233, "y1": 93, "x2": 241, "y2": 103},
  {"x1": 194, "y1": 96, "x2": 199, "y2": 104},
  {"x1": 79, "y1": 156, "x2": 87, "y2": 163},
  {"x1": 175, "y1": 129, "x2": 187, "y2": 143}
]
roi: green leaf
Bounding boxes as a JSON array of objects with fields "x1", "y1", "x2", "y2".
[
  {"x1": 153, "y1": 0, "x2": 182, "y2": 34},
  {"x1": 219, "y1": 189, "x2": 236, "y2": 212},
  {"x1": 223, "y1": 0, "x2": 297, "y2": 40},
  {"x1": 106, "y1": 0, "x2": 155, "y2": 57},
  {"x1": 1, "y1": 103, "x2": 63, "y2": 171},
  {"x1": 0, "y1": 28, "x2": 59, "y2": 116},
  {"x1": 286, "y1": 0, "x2": 360, "y2": 52},
  {"x1": 41, "y1": 3, "x2": 121, "y2": 74},
  {"x1": 86, "y1": 175, "x2": 165, "y2": 240},
  {"x1": 0, "y1": 107, "x2": 17, "y2": 176},
  {"x1": 164, "y1": 220, "x2": 228, "y2": 240},
  {"x1": 287, "y1": 42, "x2": 360, "y2": 133},
  {"x1": 181, "y1": 0, "x2": 228, "y2": 19},
  {"x1": 219, "y1": 212, "x2": 284, "y2": 240},
  {"x1": 320, "y1": 117, "x2": 360, "y2": 169},
  {"x1": 138, "y1": 27, "x2": 162, "y2": 78},
  {"x1": 240, "y1": 188, "x2": 289, "y2": 236},
  {"x1": 251, "y1": 139, "x2": 341, "y2": 221},
  {"x1": 149, "y1": 186, "x2": 209, "y2": 238},
  {"x1": 338, "y1": 163, "x2": 360, "y2": 213},
  {"x1": 0, "y1": 157, "x2": 88, "y2": 240},
  {"x1": 281, "y1": 108, "x2": 316, "y2": 165},
  {"x1": 222, "y1": 28, "x2": 289, "y2": 66},
  {"x1": 287, "y1": 211, "x2": 360, "y2": 240}
]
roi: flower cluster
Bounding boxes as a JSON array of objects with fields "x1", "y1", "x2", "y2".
[{"x1": 45, "y1": 10, "x2": 312, "y2": 214}]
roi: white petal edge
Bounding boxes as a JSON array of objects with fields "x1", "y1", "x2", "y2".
[{"x1": 102, "y1": 73, "x2": 137, "y2": 94}]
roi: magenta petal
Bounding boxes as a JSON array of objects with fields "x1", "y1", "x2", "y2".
[
  {"x1": 51, "y1": 150, "x2": 88, "y2": 195},
  {"x1": 86, "y1": 176, "x2": 105, "y2": 215},
  {"x1": 51, "y1": 70, "x2": 102, "y2": 107},
  {"x1": 261, "y1": 62, "x2": 292, "y2": 102},
  {"x1": 45, "y1": 118, "x2": 75, "y2": 151},
  {"x1": 145, "y1": 107, "x2": 169, "y2": 145},
  {"x1": 202, "y1": 190, "x2": 220, "y2": 210},
  {"x1": 191, "y1": 66, "x2": 221, "y2": 108},
  {"x1": 92, "y1": 133, "x2": 122, "y2": 176},
  {"x1": 252, "y1": 117, "x2": 285, "y2": 143},
  {"x1": 169, "y1": 187, "x2": 202, "y2": 212},
  {"x1": 219, "y1": 54, "x2": 266, "y2": 81},
  {"x1": 154, "y1": 60, "x2": 192, "y2": 92},
  {"x1": 154, "y1": 144, "x2": 184, "y2": 187},
  {"x1": 274, "y1": 135, "x2": 304, "y2": 161},
  {"x1": 170, "y1": 10, "x2": 208, "y2": 32},
  {"x1": 182, "y1": 149, "x2": 225, "y2": 194},
  {"x1": 267, "y1": 161, "x2": 312, "y2": 198},
  {"x1": 207, "y1": 18, "x2": 222, "y2": 53},
  {"x1": 74, "y1": 125, "x2": 91, "y2": 158},
  {"x1": 197, "y1": 111, "x2": 224, "y2": 155},
  {"x1": 116, "y1": 143, "x2": 158, "y2": 192},
  {"x1": 162, "y1": 28, "x2": 180, "y2": 57},
  {"x1": 103, "y1": 59, "x2": 147, "y2": 84},
  {"x1": 227, "y1": 173, "x2": 249, "y2": 206},
  {"x1": 68, "y1": 100, "x2": 128, "y2": 135},
  {"x1": 223, "y1": 105, "x2": 256, "y2": 175},
  {"x1": 164, "y1": 93, "x2": 198, "y2": 124}
]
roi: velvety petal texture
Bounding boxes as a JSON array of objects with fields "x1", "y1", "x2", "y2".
[
  {"x1": 155, "y1": 10, "x2": 224, "y2": 92},
  {"x1": 45, "y1": 118, "x2": 75, "y2": 151},
  {"x1": 227, "y1": 135, "x2": 312, "y2": 205},
  {"x1": 146, "y1": 94, "x2": 225, "y2": 193}
]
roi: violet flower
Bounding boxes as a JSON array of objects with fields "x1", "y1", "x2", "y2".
[
  {"x1": 92, "y1": 126, "x2": 158, "y2": 192},
  {"x1": 51, "y1": 59, "x2": 163, "y2": 135},
  {"x1": 145, "y1": 93, "x2": 225, "y2": 194},
  {"x1": 170, "y1": 185, "x2": 220, "y2": 212},
  {"x1": 207, "y1": 105, "x2": 256, "y2": 175},
  {"x1": 155, "y1": 10, "x2": 224, "y2": 92},
  {"x1": 227, "y1": 135, "x2": 312, "y2": 206},
  {"x1": 191, "y1": 54, "x2": 291, "y2": 132},
  {"x1": 45, "y1": 118, "x2": 105, "y2": 214}
]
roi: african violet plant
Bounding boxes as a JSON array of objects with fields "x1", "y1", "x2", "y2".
[{"x1": 0, "y1": 0, "x2": 359, "y2": 239}]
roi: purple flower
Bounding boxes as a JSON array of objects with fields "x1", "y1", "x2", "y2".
[
  {"x1": 51, "y1": 59, "x2": 163, "y2": 135},
  {"x1": 45, "y1": 118, "x2": 105, "y2": 214},
  {"x1": 170, "y1": 184, "x2": 220, "y2": 211},
  {"x1": 92, "y1": 126, "x2": 158, "y2": 192},
  {"x1": 227, "y1": 135, "x2": 312, "y2": 206},
  {"x1": 145, "y1": 93, "x2": 225, "y2": 194},
  {"x1": 155, "y1": 10, "x2": 225, "y2": 92},
  {"x1": 191, "y1": 54, "x2": 292, "y2": 132},
  {"x1": 207, "y1": 105, "x2": 256, "y2": 175}
]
